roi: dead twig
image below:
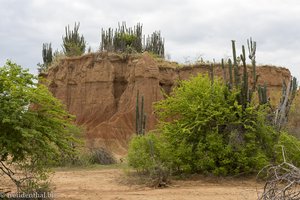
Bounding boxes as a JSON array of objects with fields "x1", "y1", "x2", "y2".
[{"x1": 258, "y1": 146, "x2": 300, "y2": 200}]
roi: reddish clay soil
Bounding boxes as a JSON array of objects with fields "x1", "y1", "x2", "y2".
[{"x1": 52, "y1": 167, "x2": 263, "y2": 200}]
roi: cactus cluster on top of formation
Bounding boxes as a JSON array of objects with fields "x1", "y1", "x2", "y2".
[
  {"x1": 62, "y1": 22, "x2": 86, "y2": 57},
  {"x1": 100, "y1": 22, "x2": 164, "y2": 58}
]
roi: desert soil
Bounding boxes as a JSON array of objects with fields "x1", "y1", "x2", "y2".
[{"x1": 52, "y1": 166, "x2": 263, "y2": 200}]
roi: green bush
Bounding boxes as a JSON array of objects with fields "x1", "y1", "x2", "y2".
[
  {"x1": 127, "y1": 133, "x2": 170, "y2": 187},
  {"x1": 275, "y1": 132, "x2": 300, "y2": 166},
  {"x1": 129, "y1": 75, "x2": 282, "y2": 176},
  {"x1": 128, "y1": 133, "x2": 162, "y2": 172},
  {"x1": 156, "y1": 75, "x2": 278, "y2": 175}
]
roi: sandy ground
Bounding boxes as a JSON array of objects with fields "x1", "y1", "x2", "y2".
[{"x1": 51, "y1": 167, "x2": 263, "y2": 200}]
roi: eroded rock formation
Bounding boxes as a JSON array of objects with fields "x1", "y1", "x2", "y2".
[{"x1": 45, "y1": 52, "x2": 291, "y2": 156}]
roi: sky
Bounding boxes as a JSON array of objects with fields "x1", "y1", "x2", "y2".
[{"x1": 1, "y1": 0, "x2": 300, "y2": 80}]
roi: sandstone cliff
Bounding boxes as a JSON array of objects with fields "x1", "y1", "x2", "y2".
[{"x1": 45, "y1": 52, "x2": 291, "y2": 156}]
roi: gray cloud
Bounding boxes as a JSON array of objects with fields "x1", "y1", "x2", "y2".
[{"x1": 1, "y1": 0, "x2": 300, "y2": 80}]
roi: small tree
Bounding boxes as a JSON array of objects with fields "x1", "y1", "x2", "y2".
[
  {"x1": 0, "y1": 61, "x2": 80, "y2": 193},
  {"x1": 62, "y1": 22, "x2": 86, "y2": 56}
]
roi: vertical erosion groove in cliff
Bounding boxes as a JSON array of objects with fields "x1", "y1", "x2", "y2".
[
  {"x1": 45, "y1": 52, "x2": 291, "y2": 156},
  {"x1": 113, "y1": 77, "x2": 128, "y2": 108}
]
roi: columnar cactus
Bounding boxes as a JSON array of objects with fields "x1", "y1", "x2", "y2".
[
  {"x1": 247, "y1": 37, "x2": 257, "y2": 91},
  {"x1": 42, "y1": 43, "x2": 53, "y2": 66},
  {"x1": 240, "y1": 45, "x2": 249, "y2": 109},
  {"x1": 210, "y1": 63, "x2": 214, "y2": 84},
  {"x1": 144, "y1": 31, "x2": 165, "y2": 58},
  {"x1": 231, "y1": 40, "x2": 240, "y2": 87},
  {"x1": 228, "y1": 58, "x2": 233, "y2": 89},
  {"x1": 136, "y1": 90, "x2": 147, "y2": 135},
  {"x1": 38, "y1": 43, "x2": 53, "y2": 73},
  {"x1": 228, "y1": 38, "x2": 298, "y2": 131},
  {"x1": 62, "y1": 22, "x2": 86, "y2": 56},
  {"x1": 221, "y1": 58, "x2": 226, "y2": 82},
  {"x1": 258, "y1": 84, "x2": 268, "y2": 105},
  {"x1": 100, "y1": 22, "x2": 164, "y2": 58}
]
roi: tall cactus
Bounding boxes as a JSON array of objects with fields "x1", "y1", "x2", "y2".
[
  {"x1": 247, "y1": 37, "x2": 257, "y2": 91},
  {"x1": 258, "y1": 84, "x2": 268, "y2": 105},
  {"x1": 210, "y1": 62, "x2": 214, "y2": 84},
  {"x1": 221, "y1": 58, "x2": 226, "y2": 82},
  {"x1": 42, "y1": 43, "x2": 53, "y2": 66},
  {"x1": 145, "y1": 31, "x2": 165, "y2": 58},
  {"x1": 136, "y1": 90, "x2": 140, "y2": 134},
  {"x1": 136, "y1": 90, "x2": 147, "y2": 135},
  {"x1": 229, "y1": 38, "x2": 298, "y2": 131},
  {"x1": 228, "y1": 58, "x2": 233, "y2": 89},
  {"x1": 38, "y1": 43, "x2": 53, "y2": 73},
  {"x1": 240, "y1": 45, "x2": 249, "y2": 109},
  {"x1": 232, "y1": 40, "x2": 240, "y2": 87},
  {"x1": 100, "y1": 22, "x2": 164, "y2": 58}
]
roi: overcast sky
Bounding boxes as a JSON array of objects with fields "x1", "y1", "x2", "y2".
[{"x1": 1, "y1": 0, "x2": 300, "y2": 80}]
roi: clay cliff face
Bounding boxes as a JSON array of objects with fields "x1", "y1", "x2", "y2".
[{"x1": 45, "y1": 52, "x2": 291, "y2": 155}]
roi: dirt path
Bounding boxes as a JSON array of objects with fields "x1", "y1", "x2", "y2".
[{"x1": 52, "y1": 167, "x2": 263, "y2": 200}]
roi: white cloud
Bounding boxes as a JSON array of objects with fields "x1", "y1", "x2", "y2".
[{"x1": 1, "y1": 0, "x2": 300, "y2": 80}]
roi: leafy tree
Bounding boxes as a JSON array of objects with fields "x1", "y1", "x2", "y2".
[
  {"x1": 62, "y1": 22, "x2": 86, "y2": 56},
  {"x1": 0, "y1": 61, "x2": 80, "y2": 192}
]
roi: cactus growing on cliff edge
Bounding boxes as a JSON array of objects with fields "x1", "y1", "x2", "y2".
[
  {"x1": 62, "y1": 22, "x2": 86, "y2": 56},
  {"x1": 145, "y1": 31, "x2": 165, "y2": 58},
  {"x1": 101, "y1": 22, "x2": 143, "y2": 53},
  {"x1": 100, "y1": 22, "x2": 165, "y2": 58},
  {"x1": 42, "y1": 43, "x2": 53, "y2": 66},
  {"x1": 38, "y1": 43, "x2": 53, "y2": 73},
  {"x1": 136, "y1": 90, "x2": 147, "y2": 135}
]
